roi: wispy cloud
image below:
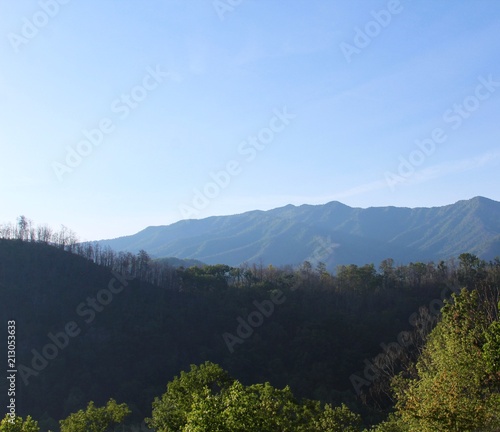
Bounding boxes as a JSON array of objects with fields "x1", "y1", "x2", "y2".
[
  {"x1": 235, "y1": 151, "x2": 500, "y2": 207},
  {"x1": 408, "y1": 151, "x2": 500, "y2": 186}
]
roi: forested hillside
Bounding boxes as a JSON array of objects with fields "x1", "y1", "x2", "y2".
[
  {"x1": 0, "y1": 218, "x2": 499, "y2": 431},
  {"x1": 96, "y1": 196, "x2": 500, "y2": 268}
]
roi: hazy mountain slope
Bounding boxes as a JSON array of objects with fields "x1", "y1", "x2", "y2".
[{"x1": 96, "y1": 197, "x2": 500, "y2": 268}]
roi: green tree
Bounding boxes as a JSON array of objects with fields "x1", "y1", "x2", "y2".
[
  {"x1": 183, "y1": 380, "x2": 362, "y2": 431},
  {"x1": 483, "y1": 307, "x2": 500, "y2": 377},
  {"x1": 311, "y1": 403, "x2": 362, "y2": 432},
  {"x1": 0, "y1": 416, "x2": 39, "y2": 432},
  {"x1": 184, "y1": 380, "x2": 319, "y2": 431},
  {"x1": 389, "y1": 288, "x2": 500, "y2": 431},
  {"x1": 220, "y1": 381, "x2": 307, "y2": 431},
  {"x1": 148, "y1": 362, "x2": 363, "y2": 431},
  {"x1": 59, "y1": 399, "x2": 130, "y2": 432},
  {"x1": 147, "y1": 362, "x2": 233, "y2": 431},
  {"x1": 337, "y1": 264, "x2": 379, "y2": 292},
  {"x1": 179, "y1": 265, "x2": 232, "y2": 292},
  {"x1": 182, "y1": 386, "x2": 227, "y2": 432}
]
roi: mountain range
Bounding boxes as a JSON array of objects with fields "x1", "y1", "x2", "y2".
[{"x1": 96, "y1": 196, "x2": 500, "y2": 269}]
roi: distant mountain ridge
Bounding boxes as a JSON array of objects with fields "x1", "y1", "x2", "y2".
[{"x1": 97, "y1": 197, "x2": 500, "y2": 269}]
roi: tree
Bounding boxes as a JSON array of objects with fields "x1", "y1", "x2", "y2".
[
  {"x1": 178, "y1": 265, "x2": 233, "y2": 292},
  {"x1": 59, "y1": 399, "x2": 130, "y2": 432},
  {"x1": 458, "y1": 253, "x2": 485, "y2": 287},
  {"x1": 16, "y1": 216, "x2": 29, "y2": 241},
  {"x1": 337, "y1": 263, "x2": 379, "y2": 292},
  {"x1": 379, "y1": 258, "x2": 396, "y2": 289},
  {"x1": 220, "y1": 381, "x2": 306, "y2": 431},
  {"x1": 483, "y1": 308, "x2": 500, "y2": 377},
  {"x1": 0, "y1": 415, "x2": 39, "y2": 432},
  {"x1": 388, "y1": 288, "x2": 500, "y2": 431},
  {"x1": 147, "y1": 362, "x2": 234, "y2": 431},
  {"x1": 311, "y1": 403, "x2": 362, "y2": 432},
  {"x1": 137, "y1": 249, "x2": 151, "y2": 279},
  {"x1": 36, "y1": 224, "x2": 52, "y2": 243},
  {"x1": 148, "y1": 361, "x2": 363, "y2": 431},
  {"x1": 183, "y1": 381, "x2": 362, "y2": 432}
]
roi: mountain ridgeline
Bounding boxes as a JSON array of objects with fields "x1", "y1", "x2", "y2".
[{"x1": 97, "y1": 196, "x2": 500, "y2": 268}]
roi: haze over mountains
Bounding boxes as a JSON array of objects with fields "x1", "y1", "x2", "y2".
[{"x1": 97, "y1": 197, "x2": 500, "y2": 269}]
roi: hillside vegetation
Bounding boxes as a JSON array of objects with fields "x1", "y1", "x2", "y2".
[{"x1": 0, "y1": 217, "x2": 499, "y2": 431}]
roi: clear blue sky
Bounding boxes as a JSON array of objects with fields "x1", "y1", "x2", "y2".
[{"x1": 1, "y1": 0, "x2": 499, "y2": 241}]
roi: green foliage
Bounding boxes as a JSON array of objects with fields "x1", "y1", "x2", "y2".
[
  {"x1": 336, "y1": 264, "x2": 380, "y2": 292},
  {"x1": 179, "y1": 265, "x2": 232, "y2": 292},
  {"x1": 0, "y1": 416, "x2": 39, "y2": 432},
  {"x1": 311, "y1": 403, "x2": 362, "y2": 432},
  {"x1": 59, "y1": 399, "x2": 130, "y2": 432},
  {"x1": 147, "y1": 362, "x2": 234, "y2": 431},
  {"x1": 216, "y1": 381, "x2": 308, "y2": 432},
  {"x1": 148, "y1": 362, "x2": 362, "y2": 431},
  {"x1": 484, "y1": 319, "x2": 500, "y2": 375},
  {"x1": 390, "y1": 288, "x2": 500, "y2": 431},
  {"x1": 368, "y1": 413, "x2": 407, "y2": 431}
]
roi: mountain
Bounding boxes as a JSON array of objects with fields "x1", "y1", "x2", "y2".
[{"x1": 96, "y1": 196, "x2": 500, "y2": 269}]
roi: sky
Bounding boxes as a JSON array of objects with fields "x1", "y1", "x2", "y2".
[{"x1": 1, "y1": 0, "x2": 499, "y2": 241}]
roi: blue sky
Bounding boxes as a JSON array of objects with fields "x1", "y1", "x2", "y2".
[{"x1": 1, "y1": 0, "x2": 499, "y2": 241}]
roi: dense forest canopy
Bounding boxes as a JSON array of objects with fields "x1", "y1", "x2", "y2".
[{"x1": 0, "y1": 217, "x2": 499, "y2": 431}]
